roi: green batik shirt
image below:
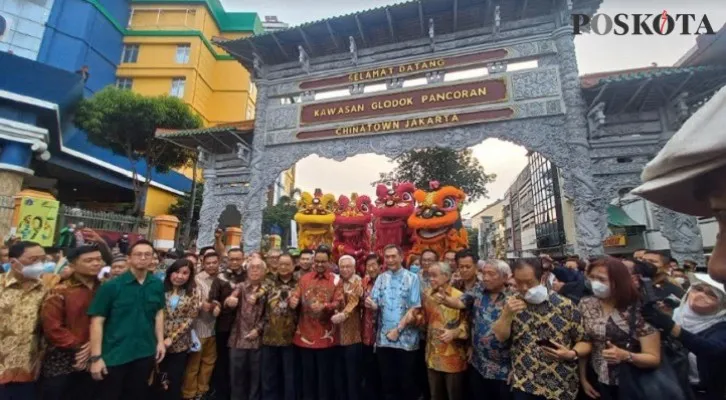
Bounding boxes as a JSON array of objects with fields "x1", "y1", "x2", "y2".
[{"x1": 509, "y1": 292, "x2": 585, "y2": 400}]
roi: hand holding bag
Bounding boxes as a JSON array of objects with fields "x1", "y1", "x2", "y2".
[{"x1": 617, "y1": 305, "x2": 689, "y2": 400}]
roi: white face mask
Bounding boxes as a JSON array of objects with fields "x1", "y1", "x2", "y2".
[
  {"x1": 524, "y1": 285, "x2": 548, "y2": 304},
  {"x1": 20, "y1": 262, "x2": 46, "y2": 280},
  {"x1": 590, "y1": 280, "x2": 611, "y2": 299},
  {"x1": 675, "y1": 277, "x2": 686, "y2": 285}
]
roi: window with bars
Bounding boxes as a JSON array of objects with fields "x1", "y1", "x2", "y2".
[
  {"x1": 170, "y1": 78, "x2": 186, "y2": 98},
  {"x1": 175, "y1": 44, "x2": 191, "y2": 64},
  {"x1": 121, "y1": 44, "x2": 139, "y2": 63},
  {"x1": 115, "y1": 77, "x2": 133, "y2": 90}
]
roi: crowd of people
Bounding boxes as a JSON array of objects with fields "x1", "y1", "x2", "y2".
[{"x1": 0, "y1": 231, "x2": 724, "y2": 400}]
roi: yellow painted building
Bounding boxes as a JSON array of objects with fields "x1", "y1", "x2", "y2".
[{"x1": 116, "y1": 0, "x2": 263, "y2": 216}]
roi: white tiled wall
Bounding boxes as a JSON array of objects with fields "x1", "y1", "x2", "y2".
[{"x1": 0, "y1": 0, "x2": 55, "y2": 60}]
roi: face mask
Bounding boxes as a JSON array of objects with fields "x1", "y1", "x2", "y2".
[
  {"x1": 524, "y1": 285, "x2": 548, "y2": 304},
  {"x1": 590, "y1": 280, "x2": 611, "y2": 299},
  {"x1": 20, "y1": 262, "x2": 46, "y2": 280},
  {"x1": 675, "y1": 277, "x2": 686, "y2": 285}
]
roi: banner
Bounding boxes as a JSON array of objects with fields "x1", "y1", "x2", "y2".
[{"x1": 15, "y1": 196, "x2": 60, "y2": 246}]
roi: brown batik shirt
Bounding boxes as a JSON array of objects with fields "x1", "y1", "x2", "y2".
[
  {"x1": 228, "y1": 281, "x2": 266, "y2": 350},
  {"x1": 261, "y1": 274, "x2": 298, "y2": 347}
]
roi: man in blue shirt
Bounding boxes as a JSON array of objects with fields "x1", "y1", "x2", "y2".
[{"x1": 365, "y1": 244, "x2": 421, "y2": 400}]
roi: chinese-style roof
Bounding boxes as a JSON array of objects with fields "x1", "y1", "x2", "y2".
[
  {"x1": 156, "y1": 120, "x2": 254, "y2": 154},
  {"x1": 215, "y1": 0, "x2": 602, "y2": 69},
  {"x1": 675, "y1": 22, "x2": 726, "y2": 67},
  {"x1": 580, "y1": 65, "x2": 726, "y2": 114}
]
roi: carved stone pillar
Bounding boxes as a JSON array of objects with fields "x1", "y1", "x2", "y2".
[
  {"x1": 651, "y1": 204, "x2": 706, "y2": 267},
  {"x1": 241, "y1": 84, "x2": 273, "y2": 251},
  {"x1": 196, "y1": 171, "x2": 220, "y2": 248},
  {"x1": 552, "y1": 26, "x2": 608, "y2": 257}
]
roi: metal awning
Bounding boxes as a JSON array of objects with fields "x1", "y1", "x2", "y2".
[
  {"x1": 607, "y1": 205, "x2": 644, "y2": 228},
  {"x1": 155, "y1": 120, "x2": 254, "y2": 155}
]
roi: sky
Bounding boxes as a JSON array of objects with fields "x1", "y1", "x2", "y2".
[{"x1": 222, "y1": 0, "x2": 726, "y2": 217}]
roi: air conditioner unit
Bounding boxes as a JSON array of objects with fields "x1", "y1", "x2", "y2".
[{"x1": 0, "y1": 14, "x2": 10, "y2": 41}]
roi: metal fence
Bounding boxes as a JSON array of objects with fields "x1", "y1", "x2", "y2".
[
  {"x1": 57, "y1": 206, "x2": 155, "y2": 240},
  {"x1": 0, "y1": 196, "x2": 14, "y2": 241}
]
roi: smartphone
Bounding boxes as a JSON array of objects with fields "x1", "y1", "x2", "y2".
[{"x1": 536, "y1": 339, "x2": 558, "y2": 349}]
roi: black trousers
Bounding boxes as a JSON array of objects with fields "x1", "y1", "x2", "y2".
[
  {"x1": 415, "y1": 344, "x2": 430, "y2": 400},
  {"x1": 158, "y1": 351, "x2": 188, "y2": 400},
  {"x1": 41, "y1": 371, "x2": 99, "y2": 400},
  {"x1": 362, "y1": 345, "x2": 381, "y2": 400},
  {"x1": 512, "y1": 390, "x2": 547, "y2": 400},
  {"x1": 0, "y1": 382, "x2": 37, "y2": 400},
  {"x1": 377, "y1": 347, "x2": 418, "y2": 400},
  {"x1": 467, "y1": 368, "x2": 511, "y2": 400},
  {"x1": 336, "y1": 343, "x2": 362, "y2": 400},
  {"x1": 298, "y1": 346, "x2": 335, "y2": 400},
  {"x1": 98, "y1": 356, "x2": 155, "y2": 400},
  {"x1": 597, "y1": 383, "x2": 619, "y2": 400},
  {"x1": 230, "y1": 348, "x2": 261, "y2": 400},
  {"x1": 261, "y1": 345, "x2": 296, "y2": 400},
  {"x1": 213, "y1": 330, "x2": 232, "y2": 400}
]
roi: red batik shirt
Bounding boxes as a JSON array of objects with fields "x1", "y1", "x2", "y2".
[
  {"x1": 361, "y1": 275, "x2": 378, "y2": 347},
  {"x1": 292, "y1": 270, "x2": 343, "y2": 349}
]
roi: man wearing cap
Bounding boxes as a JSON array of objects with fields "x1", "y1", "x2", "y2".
[
  {"x1": 632, "y1": 85, "x2": 726, "y2": 285},
  {"x1": 41, "y1": 245, "x2": 103, "y2": 399}
]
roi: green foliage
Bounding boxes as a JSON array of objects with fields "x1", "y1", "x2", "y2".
[
  {"x1": 373, "y1": 148, "x2": 496, "y2": 203},
  {"x1": 263, "y1": 195, "x2": 297, "y2": 236},
  {"x1": 75, "y1": 87, "x2": 203, "y2": 214}
]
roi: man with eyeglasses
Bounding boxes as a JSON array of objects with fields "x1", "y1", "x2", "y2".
[
  {"x1": 289, "y1": 245, "x2": 343, "y2": 400},
  {"x1": 87, "y1": 239, "x2": 165, "y2": 400},
  {"x1": 209, "y1": 248, "x2": 246, "y2": 400}
]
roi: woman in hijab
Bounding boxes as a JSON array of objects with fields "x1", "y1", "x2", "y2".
[{"x1": 643, "y1": 279, "x2": 726, "y2": 400}]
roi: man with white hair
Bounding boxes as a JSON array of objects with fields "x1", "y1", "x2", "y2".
[
  {"x1": 417, "y1": 262, "x2": 468, "y2": 400},
  {"x1": 331, "y1": 255, "x2": 363, "y2": 400},
  {"x1": 632, "y1": 85, "x2": 726, "y2": 285},
  {"x1": 439, "y1": 259, "x2": 512, "y2": 400}
]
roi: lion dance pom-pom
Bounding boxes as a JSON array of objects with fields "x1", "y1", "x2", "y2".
[
  {"x1": 408, "y1": 181, "x2": 468, "y2": 257},
  {"x1": 294, "y1": 188, "x2": 336, "y2": 250},
  {"x1": 333, "y1": 193, "x2": 372, "y2": 274}
]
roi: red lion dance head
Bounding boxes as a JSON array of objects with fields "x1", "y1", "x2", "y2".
[
  {"x1": 408, "y1": 181, "x2": 468, "y2": 257},
  {"x1": 372, "y1": 182, "x2": 416, "y2": 258},
  {"x1": 333, "y1": 193, "x2": 372, "y2": 274}
]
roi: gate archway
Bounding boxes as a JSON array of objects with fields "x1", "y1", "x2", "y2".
[{"x1": 212, "y1": 7, "x2": 612, "y2": 257}]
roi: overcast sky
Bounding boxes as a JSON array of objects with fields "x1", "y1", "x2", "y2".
[{"x1": 222, "y1": 0, "x2": 725, "y2": 217}]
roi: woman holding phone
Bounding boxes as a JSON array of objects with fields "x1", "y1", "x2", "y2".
[{"x1": 579, "y1": 257, "x2": 661, "y2": 400}]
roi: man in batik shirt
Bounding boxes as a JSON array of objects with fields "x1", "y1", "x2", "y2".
[
  {"x1": 442, "y1": 259, "x2": 512, "y2": 399},
  {"x1": 289, "y1": 245, "x2": 343, "y2": 400},
  {"x1": 415, "y1": 262, "x2": 468, "y2": 400},
  {"x1": 331, "y1": 255, "x2": 363, "y2": 400},
  {"x1": 361, "y1": 254, "x2": 382, "y2": 400},
  {"x1": 493, "y1": 259, "x2": 587, "y2": 400},
  {"x1": 260, "y1": 253, "x2": 298, "y2": 400}
]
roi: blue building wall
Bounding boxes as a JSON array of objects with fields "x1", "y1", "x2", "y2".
[{"x1": 38, "y1": 0, "x2": 129, "y2": 97}]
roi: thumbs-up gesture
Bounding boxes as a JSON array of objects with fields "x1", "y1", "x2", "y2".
[{"x1": 602, "y1": 341, "x2": 628, "y2": 365}]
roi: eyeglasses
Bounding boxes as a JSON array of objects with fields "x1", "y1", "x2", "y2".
[{"x1": 131, "y1": 252, "x2": 154, "y2": 259}]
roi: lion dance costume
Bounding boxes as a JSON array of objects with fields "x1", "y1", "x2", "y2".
[
  {"x1": 294, "y1": 188, "x2": 336, "y2": 250},
  {"x1": 372, "y1": 182, "x2": 416, "y2": 258},
  {"x1": 408, "y1": 181, "x2": 468, "y2": 257},
  {"x1": 333, "y1": 193, "x2": 372, "y2": 274}
]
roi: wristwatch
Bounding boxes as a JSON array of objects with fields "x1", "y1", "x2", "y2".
[
  {"x1": 570, "y1": 349, "x2": 579, "y2": 362},
  {"x1": 89, "y1": 355, "x2": 103, "y2": 364},
  {"x1": 626, "y1": 352, "x2": 634, "y2": 363}
]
